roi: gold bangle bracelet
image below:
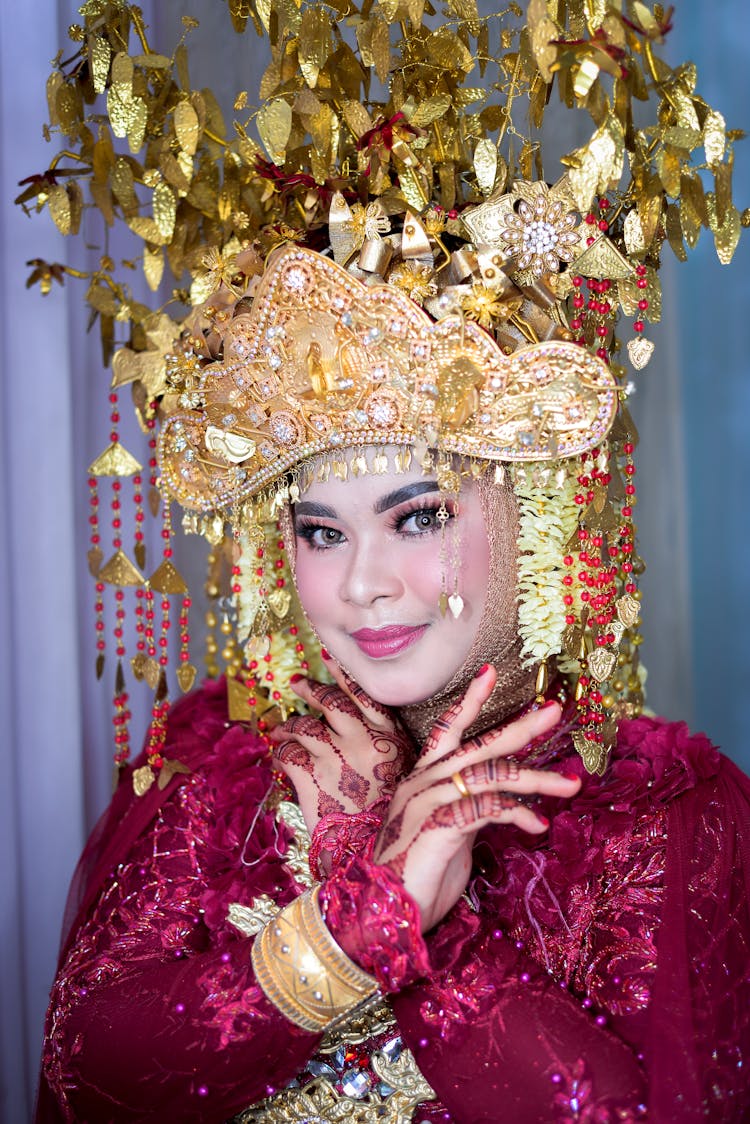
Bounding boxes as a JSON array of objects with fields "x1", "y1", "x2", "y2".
[{"x1": 251, "y1": 885, "x2": 378, "y2": 1032}]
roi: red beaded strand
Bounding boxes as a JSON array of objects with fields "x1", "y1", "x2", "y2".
[
  {"x1": 633, "y1": 264, "x2": 649, "y2": 337},
  {"x1": 89, "y1": 475, "x2": 106, "y2": 678}
]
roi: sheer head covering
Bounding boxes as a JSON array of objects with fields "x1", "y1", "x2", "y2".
[{"x1": 397, "y1": 472, "x2": 538, "y2": 742}]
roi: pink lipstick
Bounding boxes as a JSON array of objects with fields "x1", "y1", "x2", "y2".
[{"x1": 350, "y1": 624, "x2": 428, "y2": 659}]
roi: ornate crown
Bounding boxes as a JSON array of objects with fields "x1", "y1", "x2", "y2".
[{"x1": 159, "y1": 244, "x2": 617, "y2": 513}]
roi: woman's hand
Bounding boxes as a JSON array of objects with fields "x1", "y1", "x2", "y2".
[
  {"x1": 268, "y1": 654, "x2": 414, "y2": 831},
  {"x1": 373, "y1": 664, "x2": 581, "y2": 933}
]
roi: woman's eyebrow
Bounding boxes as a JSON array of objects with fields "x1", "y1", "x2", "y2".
[
  {"x1": 293, "y1": 501, "x2": 337, "y2": 518},
  {"x1": 373, "y1": 481, "x2": 440, "y2": 514}
]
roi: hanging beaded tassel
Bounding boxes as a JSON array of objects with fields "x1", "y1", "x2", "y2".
[
  {"x1": 132, "y1": 499, "x2": 192, "y2": 796},
  {"x1": 87, "y1": 390, "x2": 144, "y2": 779}
]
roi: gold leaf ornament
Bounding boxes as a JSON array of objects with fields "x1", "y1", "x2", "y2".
[
  {"x1": 143, "y1": 246, "x2": 164, "y2": 292},
  {"x1": 267, "y1": 587, "x2": 292, "y2": 617},
  {"x1": 567, "y1": 117, "x2": 625, "y2": 212},
  {"x1": 98, "y1": 549, "x2": 145, "y2": 587},
  {"x1": 707, "y1": 193, "x2": 741, "y2": 265},
  {"x1": 474, "y1": 139, "x2": 498, "y2": 197},
  {"x1": 703, "y1": 109, "x2": 727, "y2": 168},
  {"x1": 572, "y1": 730, "x2": 609, "y2": 776},
  {"x1": 616, "y1": 594, "x2": 640, "y2": 628},
  {"x1": 157, "y1": 758, "x2": 192, "y2": 789},
  {"x1": 299, "y1": 7, "x2": 331, "y2": 88},
  {"x1": 410, "y1": 94, "x2": 452, "y2": 128},
  {"x1": 257, "y1": 99, "x2": 293, "y2": 165},
  {"x1": 627, "y1": 337, "x2": 654, "y2": 370},
  {"x1": 528, "y1": 0, "x2": 559, "y2": 83},
  {"x1": 90, "y1": 35, "x2": 112, "y2": 94},
  {"x1": 47, "y1": 184, "x2": 72, "y2": 235},
  {"x1": 148, "y1": 559, "x2": 188, "y2": 595},
  {"x1": 174, "y1": 100, "x2": 201, "y2": 156},
  {"x1": 153, "y1": 181, "x2": 177, "y2": 241},
  {"x1": 143, "y1": 657, "x2": 161, "y2": 690}
]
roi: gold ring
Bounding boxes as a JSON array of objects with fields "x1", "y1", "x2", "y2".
[{"x1": 451, "y1": 771, "x2": 470, "y2": 799}]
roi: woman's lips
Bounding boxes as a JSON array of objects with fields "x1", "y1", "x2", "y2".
[{"x1": 350, "y1": 624, "x2": 428, "y2": 659}]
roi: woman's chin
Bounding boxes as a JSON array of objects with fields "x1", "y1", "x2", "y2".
[{"x1": 351, "y1": 664, "x2": 454, "y2": 709}]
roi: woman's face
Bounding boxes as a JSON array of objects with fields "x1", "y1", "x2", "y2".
[{"x1": 292, "y1": 458, "x2": 493, "y2": 706}]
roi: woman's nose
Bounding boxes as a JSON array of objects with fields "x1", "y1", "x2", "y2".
[{"x1": 339, "y1": 539, "x2": 403, "y2": 606}]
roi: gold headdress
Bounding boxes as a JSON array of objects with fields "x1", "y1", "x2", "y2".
[{"x1": 19, "y1": 0, "x2": 745, "y2": 780}]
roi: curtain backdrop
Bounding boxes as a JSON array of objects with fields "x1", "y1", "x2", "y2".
[{"x1": 1, "y1": 2, "x2": 748, "y2": 1118}]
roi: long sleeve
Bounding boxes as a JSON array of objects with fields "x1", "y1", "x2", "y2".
[
  {"x1": 393, "y1": 906, "x2": 647, "y2": 1123},
  {"x1": 40, "y1": 730, "x2": 323, "y2": 1123}
]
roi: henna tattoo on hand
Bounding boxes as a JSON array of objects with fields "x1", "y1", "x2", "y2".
[
  {"x1": 377, "y1": 807, "x2": 406, "y2": 854},
  {"x1": 306, "y1": 681, "x2": 363, "y2": 719},
  {"x1": 338, "y1": 760, "x2": 371, "y2": 808},
  {"x1": 461, "y1": 758, "x2": 521, "y2": 786},
  {"x1": 373, "y1": 757, "x2": 403, "y2": 790},
  {"x1": 273, "y1": 740, "x2": 313, "y2": 769},
  {"x1": 317, "y1": 790, "x2": 346, "y2": 817},
  {"x1": 283, "y1": 714, "x2": 337, "y2": 747}
]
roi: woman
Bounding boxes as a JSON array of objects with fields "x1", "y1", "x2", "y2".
[
  {"x1": 37, "y1": 429, "x2": 750, "y2": 1121},
  {"x1": 29, "y1": 3, "x2": 750, "y2": 1118}
]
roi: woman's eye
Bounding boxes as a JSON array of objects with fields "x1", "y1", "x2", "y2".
[
  {"x1": 399, "y1": 507, "x2": 446, "y2": 534},
  {"x1": 318, "y1": 527, "x2": 343, "y2": 545},
  {"x1": 296, "y1": 524, "x2": 344, "y2": 550}
]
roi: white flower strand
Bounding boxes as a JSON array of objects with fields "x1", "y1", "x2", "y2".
[{"x1": 514, "y1": 473, "x2": 580, "y2": 667}]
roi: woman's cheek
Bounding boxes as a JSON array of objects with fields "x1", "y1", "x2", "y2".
[
  {"x1": 399, "y1": 539, "x2": 443, "y2": 604},
  {"x1": 293, "y1": 550, "x2": 338, "y2": 629}
]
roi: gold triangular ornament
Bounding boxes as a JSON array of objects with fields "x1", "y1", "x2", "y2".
[
  {"x1": 98, "y1": 549, "x2": 145, "y2": 587},
  {"x1": 148, "y1": 559, "x2": 188, "y2": 594},
  {"x1": 87, "y1": 441, "x2": 143, "y2": 477},
  {"x1": 573, "y1": 236, "x2": 634, "y2": 280}
]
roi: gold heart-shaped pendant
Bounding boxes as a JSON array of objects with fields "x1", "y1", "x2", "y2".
[{"x1": 587, "y1": 647, "x2": 617, "y2": 683}]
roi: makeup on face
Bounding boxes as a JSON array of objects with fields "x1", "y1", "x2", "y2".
[{"x1": 292, "y1": 461, "x2": 492, "y2": 707}]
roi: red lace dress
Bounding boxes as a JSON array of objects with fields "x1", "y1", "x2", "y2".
[{"x1": 37, "y1": 679, "x2": 750, "y2": 1123}]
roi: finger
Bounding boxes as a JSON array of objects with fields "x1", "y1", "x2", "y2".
[
  {"x1": 287, "y1": 676, "x2": 367, "y2": 737},
  {"x1": 452, "y1": 758, "x2": 581, "y2": 799},
  {"x1": 419, "y1": 664, "x2": 498, "y2": 766},
  {"x1": 446, "y1": 792, "x2": 549, "y2": 835},
  {"x1": 271, "y1": 738, "x2": 314, "y2": 772},
  {"x1": 320, "y1": 652, "x2": 395, "y2": 731},
  {"x1": 434, "y1": 700, "x2": 564, "y2": 777},
  {"x1": 269, "y1": 713, "x2": 337, "y2": 756}
]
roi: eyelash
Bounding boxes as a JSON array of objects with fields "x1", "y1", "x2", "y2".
[{"x1": 295, "y1": 500, "x2": 455, "y2": 552}]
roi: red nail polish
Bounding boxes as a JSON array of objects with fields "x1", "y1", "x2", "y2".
[
  {"x1": 536, "y1": 814, "x2": 549, "y2": 828},
  {"x1": 476, "y1": 663, "x2": 490, "y2": 677},
  {"x1": 542, "y1": 699, "x2": 559, "y2": 709},
  {"x1": 290, "y1": 673, "x2": 305, "y2": 684},
  {"x1": 561, "y1": 771, "x2": 579, "y2": 781},
  {"x1": 321, "y1": 648, "x2": 330, "y2": 660}
]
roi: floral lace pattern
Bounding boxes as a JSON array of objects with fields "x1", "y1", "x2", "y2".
[{"x1": 38, "y1": 686, "x2": 750, "y2": 1124}]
